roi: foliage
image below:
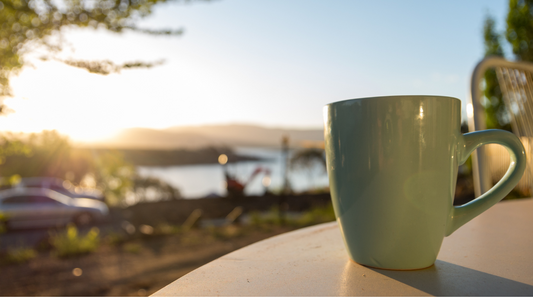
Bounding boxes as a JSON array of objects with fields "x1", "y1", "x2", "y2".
[
  {"x1": 249, "y1": 203, "x2": 335, "y2": 230},
  {"x1": 290, "y1": 148, "x2": 326, "y2": 172},
  {"x1": 0, "y1": 0, "x2": 210, "y2": 105},
  {"x1": 482, "y1": 15, "x2": 511, "y2": 131},
  {"x1": 50, "y1": 224, "x2": 100, "y2": 258},
  {"x1": 4, "y1": 246, "x2": 37, "y2": 264},
  {"x1": 122, "y1": 242, "x2": 142, "y2": 253},
  {"x1": 207, "y1": 224, "x2": 243, "y2": 240},
  {"x1": 481, "y1": 2, "x2": 533, "y2": 198},
  {"x1": 248, "y1": 205, "x2": 283, "y2": 229},
  {"x1": 506, "y1": 0, "x2": 533, "y2": 61},
  {"x1": 90, "y1": 150, "x2": 181, "y2": 206},
  {"x1": 0, "y1": 210, "x2": 8, "y2": 233},
  {"x1": 482, "y1": 1, "x2": 533, "y2": 130},
  {"x1": 0, "y1": 130, "x2": 82, "y2": 179},
  {"x1": 91, "y1": 150, "x2": 135, "y2": 206},
  {"x1": 153, "y1": 222, "x2": 181, "y2": 235},
  {"x1": 294, "y1": 203, "x2": 335, "y2": 227},
  {"x1": 104, "y1": 230, "x2": 129, "y2": 245},
  {"x1": 179, "y1": 231, "x2": 202, "y2": 245},
  {"x1": 0, "y1": 130, "x2": 181, "y2": 206},
  {"x1": 290, "y1": 147, "x2": 326, "y2": 189},
  {"x1": 130, "y1": 176, "x2": 181, "y2": 204}
]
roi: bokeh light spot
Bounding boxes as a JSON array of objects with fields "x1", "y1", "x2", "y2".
[{"x1": 218, "y1": 154, "x2": 228, "y2": 165}]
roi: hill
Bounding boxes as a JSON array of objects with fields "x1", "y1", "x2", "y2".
[{"x1": 81, "y1": 124, "x2": 324, "y2": 149}]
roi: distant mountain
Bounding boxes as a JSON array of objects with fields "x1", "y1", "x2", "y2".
[{"x1": 84, "y1": 124, "x2": 324, "y2": 149}]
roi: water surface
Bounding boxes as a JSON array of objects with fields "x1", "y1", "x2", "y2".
[{"x1": 137, "y1": 146, "x2": 329, "y2": 199}]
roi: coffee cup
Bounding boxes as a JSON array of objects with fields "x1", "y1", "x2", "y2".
[{"x1": 323, "y1": 95, "x2": 526, "y2": 270}]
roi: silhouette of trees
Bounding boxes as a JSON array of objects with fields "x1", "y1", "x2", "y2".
[{"x1": 290, "y1": 148, "x2": 326, "y2": 189}]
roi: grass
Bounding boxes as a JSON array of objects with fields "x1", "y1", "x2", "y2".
[
  {"x1": 249, "y1": 202, "x2": 336, "y2": 230},
  {"x1": 104, "y1": 231, "x2": 129, "y2": 246},
  {"x1": 154, "y1": 223, "x2": 181, "y2": 235},
  {"x1": 123, "y1": 242, "x2": 142, "y2": 254},
  {"x1": 180, "y1": 232, "x2": 203, "y2": 246},
  {"x1": 0, "y1": 211, "x2": 9, "y2": 234},
  {"x1": 207, "y1": 225, "x2": 244, "y2": 240},
  {"x1": 4, "y1": 246, "x2": 37, "y2": 264},
  {"x1": 293, "y1": 203, "x2": 336, "y2": 227},
  {"x1": 50, "y1": 224, "x2": 100, "y2": 258},
  {"x1": 249, "y1": 206, "x2": 284, "y2": 229},
  {"x1": 0, "y1": 203, "x2": 335, "y2": 264}
]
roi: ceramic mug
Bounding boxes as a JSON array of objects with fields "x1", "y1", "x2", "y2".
[{"x1": 323, "y1": 95, "x2": 526, "y2": 270}]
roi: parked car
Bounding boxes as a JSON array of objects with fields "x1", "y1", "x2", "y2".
[
  {"x1": 0, "y1": 187, "x2": 109, "y2": 230},
  {"x1": 13, "y1": 177, "x2": 105, "y2": 202}
]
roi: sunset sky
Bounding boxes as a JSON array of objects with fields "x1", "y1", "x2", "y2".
[{"x1": 0, "y1": 0, "x2": 509, "y2": 142}]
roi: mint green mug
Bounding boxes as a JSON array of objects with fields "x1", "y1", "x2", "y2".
[{"x1": 324, "y1": 95, "x2": 526, "y2": 270}]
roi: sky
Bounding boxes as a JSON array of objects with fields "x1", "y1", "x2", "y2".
[{"x1": 0, "y1": 0, "x2": 511, "y2": 142}]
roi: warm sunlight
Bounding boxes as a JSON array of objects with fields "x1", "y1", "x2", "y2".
[
  {"x1": 2, "y1": 59, "x2": 190, "y2": 142},
  {"x1": 2, "y1": 61, "x2": 124, "y2": 142},
  {"x1": 1, "y1": 0, "x2": 526, "y2": 297}
]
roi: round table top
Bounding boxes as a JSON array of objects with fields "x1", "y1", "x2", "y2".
[{"x1": 152, "y1": 199, "x2": 533, "y2": 296}]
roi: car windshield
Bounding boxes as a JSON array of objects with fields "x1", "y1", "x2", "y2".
[
  {"x1": 24, "y1": 179, "x2": 82, "y2": 195},
  {"x1": 44, "y1": 190, "x2": 72, "y2": 205},
  {"x1": 0, "y1": 188, "x2": 73, "y2": 205},
  {"x1": 2, "y1": 195, "x2": 61, "y2": 205}
]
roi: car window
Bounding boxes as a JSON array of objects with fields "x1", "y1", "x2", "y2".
[
  {"x1": 50, "y1": 183, "x2": 63, "y2": 189},
  {"x1": 33, "y1": 196, "x2": 61, "y2": 205},
  {"x1": 51, "y1": 186, "x2": 69, "y2": 194},
  {"x1": 2, "y1": 195, "x2": 61, "y2": 205},
  {"x1": 3, "y1": 196, "x2": 33, "y2": 204},
  {"x1": 25, "y1": 184, "x2": 43, "y2": 188}
]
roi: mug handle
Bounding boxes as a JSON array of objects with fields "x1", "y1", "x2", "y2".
[{"x1": 445, "y1": 129, "x2": 527, "y2": 236}]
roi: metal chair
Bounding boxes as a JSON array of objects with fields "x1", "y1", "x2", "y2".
[{"x1": 469, "y1": 56, "x2": 533, "y2": 197}]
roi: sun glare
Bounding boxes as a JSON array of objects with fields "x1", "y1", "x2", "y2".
[{"x1": 3, "y1": 60, "x2": 169, "y2": 143}]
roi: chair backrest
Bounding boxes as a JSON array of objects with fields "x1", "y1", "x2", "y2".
[{"x1": 469, "y1": 56, "x2": 533, "y2": 197}]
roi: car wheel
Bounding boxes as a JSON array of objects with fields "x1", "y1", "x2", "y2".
[{"x1": 74, "y1": 213, "x2": 94, "y2": 227}]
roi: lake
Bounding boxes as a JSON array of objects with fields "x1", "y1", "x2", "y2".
[{"x1": 137, "y1": 146, "x2": 329, "y2": 199}]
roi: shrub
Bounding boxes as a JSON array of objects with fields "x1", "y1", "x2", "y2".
[
  {"x1": 207, "y1": 225, "x2": 243, "y2": 240},
  {"x1": 123, "y1": 242, "x2": 142, "y2": 254},
  {"x1": 50, "y1": 225, "x2": 100, "y2": 258},
  {"x1": 248, "y1": 208, "x2": 279, "y2": 231},
  {"x1": 4, "y1": 247, "x2": 37, "y2": 264},
  {"x1": 104, "y1": 231, "x2": 129, "y2": 246},
  {"x1": 0, "y1": 211, "x2": 8, "y2": 234},
  {"x1": 155, "y1": 223, "x2": 181, "y2": 235},
  {"x1": 294, "y1": 203, "x2": 336, "y2": 227},
  {"x1": 249, "y1": 203, "x2": 336, "y2": 229}
]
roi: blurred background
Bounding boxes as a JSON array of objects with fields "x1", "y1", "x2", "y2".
[{"x1": 0, "y1": 0, "x2": 529, "y2": 296}]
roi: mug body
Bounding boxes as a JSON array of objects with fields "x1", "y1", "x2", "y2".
[{"x1": 324, "y1": 95, "x2": 462, "y2": 270}]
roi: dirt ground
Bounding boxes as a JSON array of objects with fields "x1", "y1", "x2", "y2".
[{"x1": 0, "y1": 225, "x2": 294, "y2": 296}]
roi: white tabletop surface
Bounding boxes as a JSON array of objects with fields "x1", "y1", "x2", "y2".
[{"x1": 152, "y1": 199, "x2": 533, "y2": 296}]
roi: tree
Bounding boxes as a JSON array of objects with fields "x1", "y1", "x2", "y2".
[
  {"x1": 290, "y1": 148, "x2": 326, "y2": 172},
  {"x1": 481, "y1": 15, "x2": 511, "y2": 131},
  {"x1": 290, "y1": 147, "x2": 326, "y2": 190},
  {"x1": 482, "y1": 0, "x2": 533, "y2": 130},
  {"x1": 0, "y1": 130, "x2": 181, "y2": 206},
  {"x1": 0, "y1": 130, "x2": 76, "y2": 179},
  {"x1": 480, "y1": 2, "x2": 533, "y2": 198},
  {"x1": 506, "y1": 0, "x2": 533, "y2": 61},
  {"x1": 0, "y1": 0, "x2": 208, "y2": 106}
]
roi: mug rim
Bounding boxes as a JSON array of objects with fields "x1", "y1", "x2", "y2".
[{"x1": 325, "y1": 95, "x2": 461, "y2": 107}]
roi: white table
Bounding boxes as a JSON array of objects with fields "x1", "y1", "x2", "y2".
[{"x1": 152, "y1": 199, "x2": 533, "y2": 296}]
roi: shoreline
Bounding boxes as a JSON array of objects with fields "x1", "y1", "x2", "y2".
[{"x1": 76, "y1": 147, "x2": 266, "y2": 166}]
